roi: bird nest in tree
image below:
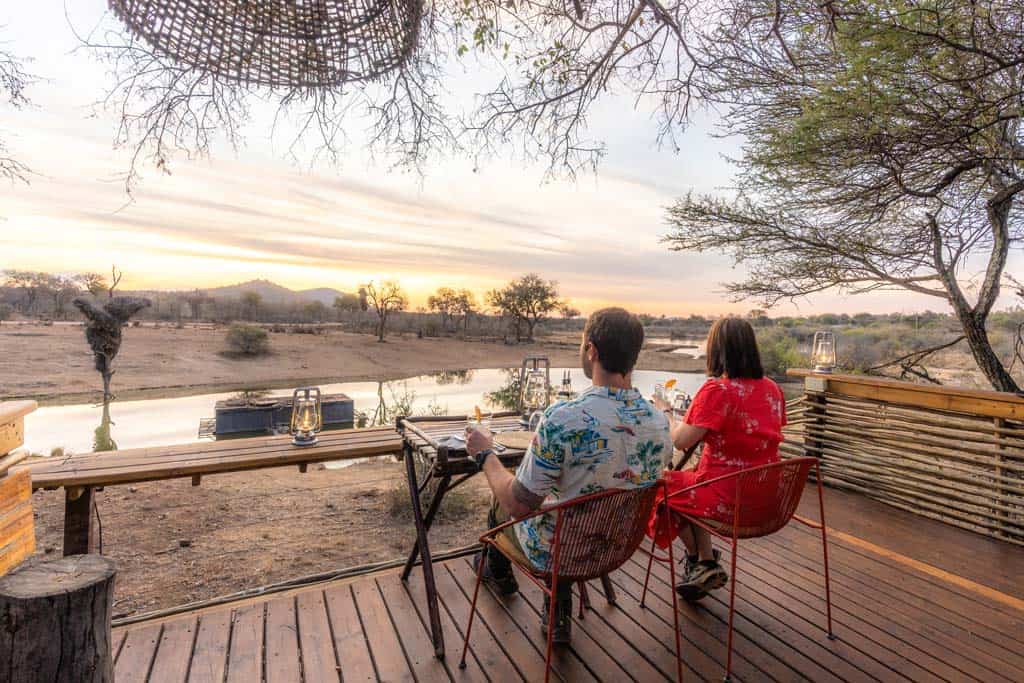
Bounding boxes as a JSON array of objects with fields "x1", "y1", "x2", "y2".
[{"x1": 108, "y1": 0, "x2": 423, "y2": 87}]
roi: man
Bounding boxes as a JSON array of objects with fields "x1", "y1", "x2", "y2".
[{"x1": 466, "y1": 307, "x2": 672, "y2": 643}]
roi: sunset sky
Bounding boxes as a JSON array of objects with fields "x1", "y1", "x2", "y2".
[{"x1": 1, "y1": 2, "x2": 1015, "y2": 316}]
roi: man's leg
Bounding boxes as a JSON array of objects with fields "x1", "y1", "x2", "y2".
[{"x1": 476, "y1": 497, "x2": 520, "y2": 595}]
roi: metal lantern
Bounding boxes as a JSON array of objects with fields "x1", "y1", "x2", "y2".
[
  {"x1": 290, "y1": 386, "x2": 323, "y2": 446},
  {"x1": 517, "y1": 356, "x2": 551, "y2": 427},
  {"x1": 812, "y1": 331, "x2": 837, "y2": 373},
  {"x1": 555, "y1": 370, "x2": 576, "y2": 401}
]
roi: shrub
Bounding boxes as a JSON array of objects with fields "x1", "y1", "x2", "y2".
[
  {"x1": 225, "y1": 324, "x2": 270, "y2": 355},
  {"x1": 757, "y1": 328, "x2": 805, "y2": 377}
]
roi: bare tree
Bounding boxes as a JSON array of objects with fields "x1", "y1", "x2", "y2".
[
  {"x1": 0, "y1": 30, "x2": 34, "y2": 185},
  {"x1": 80, "y1": 10, "x2": 457, "y2": 195},
  {"x1": 73, "y1": 294, "x2": 151, "y2": 401},
  {"x1": 663, "y1": 2, "x2": 1024, "y2": 392},
  {"x1": 364, "y1": 280, "x2": 408, "y2": 342}
]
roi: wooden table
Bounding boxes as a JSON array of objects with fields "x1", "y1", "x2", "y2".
[
  {"x1": 396, "y1": 412, "x2": 529, "y2": 659},
  {"x1": 21, "y1": 426, "x2": 402, "y2": 555}
]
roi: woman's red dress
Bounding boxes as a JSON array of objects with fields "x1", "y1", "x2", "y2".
[{"x1": 649, "y1": 376, "x2": 787, "y2": 547}]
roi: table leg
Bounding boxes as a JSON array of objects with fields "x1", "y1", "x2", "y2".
[
  {"x1": 401, "y1": 474, "x2": 450, "y2": 581},
  {"x1": 402, "y1": 447, "x2": 447, "y2": 659}
]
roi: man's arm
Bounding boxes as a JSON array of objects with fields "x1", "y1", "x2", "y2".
[{"x1": 466, "y1": 426, "x2": 547, "y2": 519}]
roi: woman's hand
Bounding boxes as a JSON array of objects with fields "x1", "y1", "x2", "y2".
[{"x1": 652, "y1": 396, "x2": 671, "y2": 412}]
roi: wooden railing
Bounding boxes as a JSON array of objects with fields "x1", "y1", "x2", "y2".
[{"x1": 782, "y1": 369, "x2": 1024, "y2": 546}]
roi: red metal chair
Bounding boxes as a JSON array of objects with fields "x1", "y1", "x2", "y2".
[
  {"x1": 459, "y1": 481, "x2": 683, "y2": 683},
  {"x1": 641, "y1": 457, "x2": 834, "y2": 682}
]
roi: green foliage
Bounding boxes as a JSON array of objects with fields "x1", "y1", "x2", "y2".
[
  {"x1": 487, "y1": 274, "x2": 561, "y2": 342},
  {"x1": 757, "y1": 328, "x2": 805, "y2": 377},
  {"x1": 225, "y1": 323, "x2": 270, "y2": 355}
]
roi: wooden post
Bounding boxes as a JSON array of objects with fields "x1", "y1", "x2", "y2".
[
  {"x1": 64, "y1": 486, "x2": 97, "y2": 556},
  {"x1": 0, "y1": 400, "x2": 37, "y2": 576},
  {"x1": 994, "y1": 417, "x2": 1008, "y2": 539},
  {"x1": 0, "y1": 554, "x2": 116, "y2": 682},
  {"x1": 803, "y1": 376, "x2": 828, "y2": 460}
]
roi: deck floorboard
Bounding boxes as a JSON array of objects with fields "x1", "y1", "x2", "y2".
[{"x1": 112, "y1": 489, "x2": 1024, "y2": 683}]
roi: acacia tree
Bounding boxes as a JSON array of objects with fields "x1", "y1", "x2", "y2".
[
  {"x1": 240, "y1": 291, "x2": 261, "y2": 321},
  {"x1": 3, "y1": 271, "x2": 47, "y2": 315},
  {"x1": 364, "y1": 280, "x2": 409, "y2": 342},
  {"x1": 663, "y1": 2, "x2": 1024, "y2": 392},
  {"x1": 333, "y1": 293, "x2": 362, "y2": 321},
  {"x1": 488, "y1": 274, "x2": 560, "y2": 342}
]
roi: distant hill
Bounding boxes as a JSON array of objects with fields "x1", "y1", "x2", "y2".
[{"x1": 205, "y1": 279, "x2": 348, "y2": 306}]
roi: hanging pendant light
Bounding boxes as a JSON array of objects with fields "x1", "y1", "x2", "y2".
[{"x1": 107, "y1": 0, "x2": 424, "y2": 87}]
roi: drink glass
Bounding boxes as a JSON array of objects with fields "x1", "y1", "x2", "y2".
[
  {"x1": 466, "y1": 410, "x2": 492, "y2": 434},
  {"x1": 653, "y1": 382, "x2": 666, "y2": 403}
]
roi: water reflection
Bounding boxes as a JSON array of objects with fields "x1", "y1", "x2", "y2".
[
  {"x1": 23, "y1": 368, "x2": 707, "y2": 456},
  {"x1": 485, "y1": 369, "x2": 522, "y2": 412},
  {"x1": 93, "y1": 399, "x2": 117, "y2": 453}
]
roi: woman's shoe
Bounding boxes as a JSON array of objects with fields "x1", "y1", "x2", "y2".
[{"x1": 677, "y1": 551, "x2": 728, "y2": 602}]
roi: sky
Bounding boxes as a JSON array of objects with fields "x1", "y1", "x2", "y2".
[{"x1": 0, "y1": 2, "x2": 1011, "y2": 316}]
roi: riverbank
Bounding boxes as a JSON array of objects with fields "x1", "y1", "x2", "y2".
[{"x1": 1, "y1": 324, "x2": 704, "y2": 404}]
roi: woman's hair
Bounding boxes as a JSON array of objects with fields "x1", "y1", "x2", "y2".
[{"x1": 705, "y1": 317, "x2": 765, "y2": 379}]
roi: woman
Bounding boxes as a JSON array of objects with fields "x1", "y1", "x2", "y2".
[{"x1": 650, "y1": 317, "x2": 786, "y2": 600}]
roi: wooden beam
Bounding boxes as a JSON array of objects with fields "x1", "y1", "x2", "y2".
[
  {"x1": 63, "y1": 486, "x2": 96, "y2": 556},
  {"x1": 0, "y1": 400, "x2": 36, "y2": 456},
  {"x1": 789, "y1": 368, "x2": 1024, "y2": 419}
]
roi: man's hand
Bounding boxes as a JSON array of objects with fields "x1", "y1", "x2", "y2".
[
  {"x1": 652, "y1": 396, "x2": 671, "y2": 412},
  {"x1": 465, "y1": 425, "x2": 494, "y2": 458}
]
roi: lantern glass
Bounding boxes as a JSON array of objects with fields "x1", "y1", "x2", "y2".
[
  {"x1": 812, "y1": 331, "x2": 836, "y2": 372},
  {"x1": 523, "y1": 370, "x2": 550, "y2": 412},
  {"x1": 290, "y1": 387, "x2": 323, "y2": 446}
]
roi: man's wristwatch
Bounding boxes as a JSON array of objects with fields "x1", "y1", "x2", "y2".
[{"x1": 473, "y1": 448, "x2": 495, "y2": 470}]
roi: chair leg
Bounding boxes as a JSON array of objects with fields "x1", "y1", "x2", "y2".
[
  {"x1": 724, "y1": 538, "x2": 738, "y2": 682},
  {"x1": 667, "y1": 538, "x2": 684, "y2": 683},
  {"x1": 600, "y1": 574, "x2": 617, "y2": 605},
  {"x1": 458, "y1": 548, "x2": 488, "y2": 670},
  {"x1": 578, "y1": 581, "x2": 589, "y2": 619},
  {"x1": 641, "y1": 535, "x2": 658, "y2": 608},
  {"x1": 817, "y1": 473, "x2": 836, "y2": 639},
  {"x1": 544, "y1": 580, "x2": 557, "y2": 683}
]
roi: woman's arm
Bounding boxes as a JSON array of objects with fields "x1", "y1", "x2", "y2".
[{"x1": 653, "y1": 396, "x2": 709, "y2": 451}]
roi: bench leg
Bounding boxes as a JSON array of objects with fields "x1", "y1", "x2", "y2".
[{"x1": 63, "y1": 486, "x2": 96, "y2": 556}]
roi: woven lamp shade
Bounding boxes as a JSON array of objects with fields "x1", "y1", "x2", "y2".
[{"x1": 108, "y1": 0, "x2": 423, "y2": 87}]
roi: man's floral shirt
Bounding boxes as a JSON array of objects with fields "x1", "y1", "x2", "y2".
[{"x1": 513, "y1": 385, "x2": 672, "y2": 570}]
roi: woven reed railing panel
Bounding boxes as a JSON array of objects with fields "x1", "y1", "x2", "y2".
[
  {"x1": 109, "y1": 0, "x2": 423, "y2": 87},
  {"x1": 781, "y1": 393, "x2": 1023, "y2": 546}
]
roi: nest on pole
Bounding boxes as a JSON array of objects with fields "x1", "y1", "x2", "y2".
[{"x1": 107, "y1": 0, "x2": 424, "y2": 87}]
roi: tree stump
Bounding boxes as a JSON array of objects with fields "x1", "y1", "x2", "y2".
[{"x1": 0, "y1": 555, "x2": 116, "y2": 682}]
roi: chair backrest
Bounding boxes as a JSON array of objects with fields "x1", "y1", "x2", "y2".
[
  {"x1": 706, "y1": 457, "x2": 817, "y2": 539},
  {"x1": 546, "y1": 483, "x2": 662, "y2": 581}
]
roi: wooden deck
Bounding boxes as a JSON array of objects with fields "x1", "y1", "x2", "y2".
[{"x1": 111, "y1": 488, "x2": 1024, "y2": 682}]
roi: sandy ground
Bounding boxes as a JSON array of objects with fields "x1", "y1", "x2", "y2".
[
  {"x1": 0, "y1": 324, "x2": 703, "y2": 403},
  {"x1": 25, "y1": 460, "x2": 493, "y2": 619}
]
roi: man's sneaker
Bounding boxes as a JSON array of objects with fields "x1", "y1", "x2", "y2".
[
  {"x1": 677, "y1": 550, "x2": 728, "y2": 602},
  {"x1": 541, "y1": 590, "x2": 573, "y2": 644},
  {"x1": 473, "y1": 550, "x2": 518, "y2": 596}
]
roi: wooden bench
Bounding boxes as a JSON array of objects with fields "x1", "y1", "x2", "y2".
[{"x1": 17, "y1": 426, "x2": 403, "y2": 555}]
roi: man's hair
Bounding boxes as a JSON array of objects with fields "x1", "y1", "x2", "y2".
[
  {"x1": 584, "y1": 307, "x2": 644, "y2": 375},
  {"x1": 706, "y1": 317, "x2": 765, "y2": 379}
]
